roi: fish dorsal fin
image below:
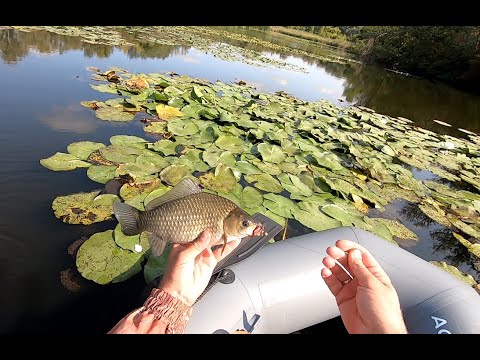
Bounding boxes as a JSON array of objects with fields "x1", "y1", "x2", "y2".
[{"x1": 145, "y1": 178, "x2": 201, "y2": 211}]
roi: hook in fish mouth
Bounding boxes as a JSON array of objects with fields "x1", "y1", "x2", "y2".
[{"x1": 252, "y1": 223, "x2": 267, "y2": 237}]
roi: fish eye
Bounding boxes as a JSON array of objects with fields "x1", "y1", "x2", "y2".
[{"x1": 242, "y1": 220, "x2": 250, "y2": 227}]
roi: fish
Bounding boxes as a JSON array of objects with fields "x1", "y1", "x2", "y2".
[{"x1": 113, "y1": 178, "x2": 266, "y2": 257}]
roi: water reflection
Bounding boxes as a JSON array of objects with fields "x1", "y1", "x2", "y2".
[
  {"x1": 38, "y1": 104, "x2": 99, "y2": 134},
  {"x1": 1, "y1": 28, "x2": 479, "y2": 134},
  {"x1": 399, "y1": 201, "x2": 479, "y2": 279}
]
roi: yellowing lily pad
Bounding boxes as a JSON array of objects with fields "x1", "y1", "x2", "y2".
[
  {"x1": 160, "y1": 164, "x2": 192, "y2": 186},
  {"x1": 199, "y1": 164, "x2": 237, "y2": 193},
  {"x1": 52, "y1": 191, "x2": 118, "y2": 225},
  {"x1": 374, "y1": 218, "x2": 418, "y2": 241},
  {"x1": 95, "y1": 107, "x2": 135, "y2": 121},
  {"x1": 156, "y1": 104, "x2": 183, "y2": 120}
]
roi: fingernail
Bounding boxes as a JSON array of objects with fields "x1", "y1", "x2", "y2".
[{"x1": 351, "y1": 249, "x2": 362, "y2": 259}]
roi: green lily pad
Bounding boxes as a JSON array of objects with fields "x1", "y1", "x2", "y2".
[
  {"x1": 373, "y1": 218, "x2": 418, "y2": 241},
  {"x1": 321, "y1": 203, "x2": 363, "y2": 226},
  {"x1": 40, "y1": 152, "x2": 91, "y2": 171},
  {"x1": 244, "y1": 173, "x2": 283, "y2": 193},
  {"x1": 52, "y1": 190, "x2": 118, "y2": 225},
  {"x1": 430, "y1": 261, "x2": 478, "y2": 286},
  {"x1": 144, "y1": 247, "x2": 172, "y2": 284},
  {"x1": 167, "y1": 119, "x2": 199, "y2": 136},
  {"x1": 240, "y1": 186, "x2": 263, "y2": 209},
  {"x1": 156, "y1": 104, "x2": 183, "y2": 120},
  {"x1": 362, "y1": 216, "x2": 395, "y2": 244},
  {"x1": 143, "y1": 185, "x2": 171, "y2": 206},
  {"x1": 312, "y1": 152, "x2": 344, "y2": 172},
  {"x1": 76, "y1": 230, "x2": 143, "y2": 285},
  {"x1": 277, "y1": 173, "x2": 313, "y2": 197},
  {"x1": 67, "y1": 141, "x2": 106, "y2": 160},
  {"x1": 292, "y1": 202, "x2": 342, "y2": 231},
  {"x1": 199, "y1": 164, "x2": 237, "y2": 193},
  {"x1": 215, "y1": 134, "x2": 247, "y2": 154},
  {"x1": 151, "y1": 140, "x2": 178, "y2": 156},
  {"x1": 262, "y1": 193, "x2": 297, "y2": 219},
  {"x1": 160, "y1": 164, "x2": 192, "y2": 186},
  {"x1": 115, "y1": 162, "x2": 162, "y2": 181},
  {"x1": 144, "y1": 121, "x2": 170, "y2": 135},
  {"x1": 95, "y1": 107, "x2": 136, "y2": 121},
  {"x1": 257, "y1": 143, "x2": 286, "y2": 164},
  {"x1": 87, "y1": 165, "x2": 117, "y2": 184},
  {"x1": 114, "y1": 224, "x2": 150, "y2": 254},
  {"x1": 110, "y1": 135, "x2": 148, "y2": 146},
  {"x1": 90, "y1": 83, "x2": 119, "y2": 94}
]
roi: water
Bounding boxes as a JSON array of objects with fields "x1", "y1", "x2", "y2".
[{"x1": 0, "y1": 28, "x2": 479, "y2": 334}]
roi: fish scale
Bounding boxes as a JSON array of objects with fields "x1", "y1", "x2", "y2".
[{"x1": 140, "y1": 192, "x2": 238, "y2": 243}]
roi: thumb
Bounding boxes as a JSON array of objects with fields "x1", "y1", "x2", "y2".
[
  {"x1": 348, "y1": 249, "x2": 375, "y2": 285},
  {"x1": 178, "y1": 230, "x2": 212, "y2": 261}
]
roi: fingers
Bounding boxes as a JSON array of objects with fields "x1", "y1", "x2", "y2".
[
  {"x1": 337, "y1": 240, "x2": 392, "y2": 286},
  {"x1": 212, "y1": 239, "x2": 241, "y2": 262},
  {"x1": 324, "y1": 246, "x2": 352, "y2": 283},
  {"x1": 176, "y1": 230, "x2": 213, "y2": 261},
  {"x1": 321, "y1": 267, "x2": 344, "y2": 297}
]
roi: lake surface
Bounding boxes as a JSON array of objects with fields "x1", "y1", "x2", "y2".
[{"x1": 0, "y1": 27, "x2": 479, "y2": 334}]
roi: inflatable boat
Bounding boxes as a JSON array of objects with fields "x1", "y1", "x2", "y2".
[{"x1": 186, "y1": 216, "x2": 480, "y2": 334}]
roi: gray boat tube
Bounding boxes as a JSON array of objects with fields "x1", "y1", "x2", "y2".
[{"x1": 186, "y1": 227, "x2": 480, "y2": 334}]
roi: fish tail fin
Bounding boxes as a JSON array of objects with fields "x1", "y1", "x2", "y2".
[{"x1": 113, "y1": 200, "x2": 141, "y2": 236}]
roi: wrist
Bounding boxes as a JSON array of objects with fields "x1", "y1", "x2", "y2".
[
  {"x1": 140, "y1": 288, "x2": 192, "y2": 334},
  {"x1": 159, "y1": 282, "x2": 196, "y2": 307}
]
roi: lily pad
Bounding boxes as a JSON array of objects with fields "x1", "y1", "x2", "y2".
[
  {"x1": 452, "y1": 232, "x2": 480, "y2": 258},
  {"x1": 151, "y1": 140, "x2": 178, "y2": 156},
  {"x1": 87, "y1": 165, "x2": 117, "y2": 184},
  {"x1": 76, "y1": 230, "x2": 143, "y2": 285},
  {"x1": 199, "y1": 164, "x2": 237, "y2": 193},
  {"x1": 215, "y1": 134, "x2": 247, "y2": 154},
  {"x1": 373, "y1": 218, "x2": 418, "y2": 241},
  {"x1": 447, "y1": 214, "x2": 480, "y2": 238},
  {"x1": 160, "y1": 164, "x2": 192, "y2": 186},
  {"x1": 156, "y1": 104, "x2": 183, "y2": 120},
  {"x1": 418, "y1": 203, "x2": 451, "y2": 227},
  {"x1": 95, "y1": 107, "x2": 136, "y2": 121},
  {"x1": 257, "y1": 143, "x2": 286, "y2": 164},
  {"x1": 240, "y1": 186, "x2": 263, "y2": 209},
  {"x1": 40, "y1": 152, "x2": 91, "y2": 171},
  {"x1": 110, "y1": 135, "x2": 148, "y2": 146},
  {"x1": 244, "y1": 173, "x2": 283, "y2": 193},
  {"x1": 67, "y1": 141, "x2": 106, "y2": 160},
  {"x1": 292, "y1": 202, "x2": 342, "y2": 231},
  {"x1": 277, "y1": 173, "x2": 313, "y2": 197},
  {"x1": 114, "y1": 224, "x2": 150, "y2": 254},
  {"x1": 263, "y1": 193, "x2": 297, "y2": 218},
  {"x1": 90, "y1": 83, "x2": 119, "y2": 94},
  {"x1": 52, "y1": 191, "x2": 118, "y2": 225},
  {"x1": 167, "y1": 119, "x2": 199, "y2": 136},
  {"x1": 430, "y1": 261, "x2": 478, "y2": 286},
  {"x1": 144, "y1": 247, "x2": 172, "y2": 284}
]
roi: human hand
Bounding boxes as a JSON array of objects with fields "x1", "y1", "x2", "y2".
[
  {"x1": 159, "y1": 229, "x2": 241, "y2": 307},
  {"x1": 321, "y1": 240, "x2": 408, "y2": 334}
]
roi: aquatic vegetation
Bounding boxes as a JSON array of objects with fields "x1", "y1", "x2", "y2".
[
  {"x1": 11, "y1": 26, "x2": 358, "y2": 73},
  {"x1": 40, "y1": 68, "x2": 480, "y2": 285}
]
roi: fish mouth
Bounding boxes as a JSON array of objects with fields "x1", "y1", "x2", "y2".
[{"x1": 252, "y1": 223, "x2": 266, "y2": 237}]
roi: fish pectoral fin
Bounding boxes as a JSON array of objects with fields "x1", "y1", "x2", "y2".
[
  {"x1": 147, "y1": 232, "x2": 167, "y2": 257},
  {"x1": 220, "y1": 234, "x2": 227, "y2": 256},
  {"x1": 144, "y1": 178, "x2": 201, "y2": 211}
]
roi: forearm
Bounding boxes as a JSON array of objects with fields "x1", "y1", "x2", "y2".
[{"x1": 108, "y1": 288, "x2": 192, "y2": 334}]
